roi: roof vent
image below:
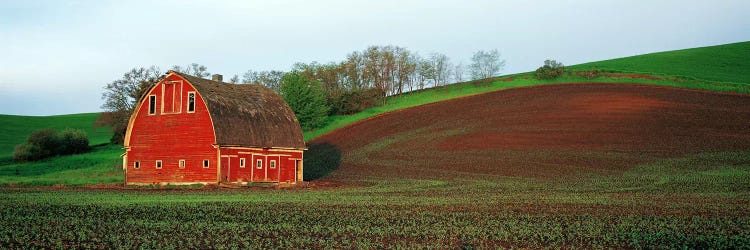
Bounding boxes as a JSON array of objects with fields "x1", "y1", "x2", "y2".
[{"x1": 211, "y1": 74, "x2": 223, "y2": 82}]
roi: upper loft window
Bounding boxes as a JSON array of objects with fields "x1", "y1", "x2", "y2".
[
  {"x1": 148, "y1": 95, "x2": 156, "y2": 115},
  {"x1": 187, "y1": 92, "x2": 196, "y2": 113},
  {"x1": 161, "y1": 81, "x2": 182, "y2": 114}
]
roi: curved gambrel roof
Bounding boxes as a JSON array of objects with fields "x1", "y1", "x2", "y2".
[{"x1": 171, "y1": 71, "x2": 305, "y2": 149}]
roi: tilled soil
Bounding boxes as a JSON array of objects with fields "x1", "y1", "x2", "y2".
[{"x1": 310, "y1": 83, "x2": 750, "y2": 180}]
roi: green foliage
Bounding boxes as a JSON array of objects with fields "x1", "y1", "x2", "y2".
[
  {"x1": 280, "y1": 72, "x2": 330, "y2": 130},
  {"x1": 59, "y1": 128, "x2": 90, "y2": 155},
  {"x1": 535, "y1": 59, "x2": 565, "y2": 80},
  {"x1": 13, "y1": 129, "x2": 60, "y2": 161},
  {"x1": 12, "y1": 128, "x2": 90, "y2": 162}
]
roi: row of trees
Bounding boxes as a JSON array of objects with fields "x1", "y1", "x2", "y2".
[{"x1": 98, "y1": 46, "x2": 506, "y2": 143}]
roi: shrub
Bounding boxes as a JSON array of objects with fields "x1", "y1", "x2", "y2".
[
  {"x1": 12, "y1": 128, "x2": 90, "y2": 162},
  {"x1": 330, "y1": 88, "x2": 382, "y2": 115},
  {"x1": 14, "y1": 128, "x2": 60, "y2": 162},
  {"x1": 59, "y1": 128, "x2": 90, "y2": 155},
  {"x1": 574, "y1": 69, "x2": 603, "y2": 79},
  {"x1": 535, "y1": 59, "x2": 565, "y2": 80}
]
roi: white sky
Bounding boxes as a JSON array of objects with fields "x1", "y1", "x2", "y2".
[{"x1": 1, "y1": 0, "x2": 749, "y2": 115}]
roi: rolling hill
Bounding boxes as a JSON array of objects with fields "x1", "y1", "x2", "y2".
[
  {"x1": 308, "y1": 83, "x2": 750, "y2": 187},
  {"x1": 0, "y1": 113, "x2": 111, "y2": 160},
  {"x1": 569, "y1": 41, "x2": 750, "y2": 84},
  {"x1": 0, "y1": 113, "x2": 121, "y2": 185}
]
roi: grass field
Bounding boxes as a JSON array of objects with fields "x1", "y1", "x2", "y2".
[
  {"x1": 0, "y1": 113, "x2": 111, "y2": 160},
  {"x1": 570, "y1": 41, "x2": 750, "y2": 84}
]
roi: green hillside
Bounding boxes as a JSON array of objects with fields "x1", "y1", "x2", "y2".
[
  {"x1": 569, "y1": 41, "x2": 750, "y2": 84},
  {"x1": 0, "y1": 113, "x2": 111, "y2": 160},
  {"x1": 0, "y1": 113, "x2": 121, "y2": 185}
]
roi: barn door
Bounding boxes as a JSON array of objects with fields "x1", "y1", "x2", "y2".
[
  {"x1": 252, "y1": 157, "x2": 265, "y2": 182},
  {"x1": 268, "y1": 156, "x2": 280, "y2": 182},
  {"x1": 220, "y1": 156, "x2": 230, "y2": 182}
]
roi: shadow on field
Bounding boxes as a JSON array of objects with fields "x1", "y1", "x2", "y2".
[{"x1": 303, "y1": 142, "x2": 341, "y2": 181}]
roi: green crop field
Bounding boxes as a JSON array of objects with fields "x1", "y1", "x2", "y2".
[{"x1": 2, "y1": 153, "x2": 749, "y2": 248}]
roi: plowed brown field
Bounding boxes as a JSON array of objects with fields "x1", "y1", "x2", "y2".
[{"x1": 310, "y1": 83, "x2": 750, "y2": 181}]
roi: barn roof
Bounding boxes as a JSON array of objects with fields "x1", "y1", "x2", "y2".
[{"x1": 170, "y1": 71, "x2": 305, "y2": 149}]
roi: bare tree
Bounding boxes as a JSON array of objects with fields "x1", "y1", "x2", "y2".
[
  {"x1": 430, "y1": 52, "x2": 452, "y2": 90},
  {"x1": 98, "y1": 66, "x2": 162, "y2": 143},
  {"x1": 453, "y1": 62, "x2": 465, "y2": 89},
  {"x1": 229, "y1": 74, "x2": 240, "y2": 84},
  {"x1": 242, "y1": 69, "x2": 285, "y2": 91},
  {"x1": 469, "y1": 49, "x2": 505, "y2": 82},
  {"x1": 171, "y1": 63, "x2": 210, "y2": 78},
  {"x1": 417, "y1": 56, "x2": 434, "y2": 90}
]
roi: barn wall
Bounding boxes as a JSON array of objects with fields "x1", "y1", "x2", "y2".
[
  {"x1": 125, "y1": 74, "x2": 218, "y2": 184},
  {"x1": 219, "y1": 147, "x2": 303, "y2": 183}
]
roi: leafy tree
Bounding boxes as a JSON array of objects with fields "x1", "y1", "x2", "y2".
[
  {"x1": 534, "y1": 59, "x2": 565, "y2": 80},
  {"x1": 470, "y1": 49, "x2": 505, "y2": 81},
  {"x1": 279, "y1": 72, "x2": 330, "y2": 130}
]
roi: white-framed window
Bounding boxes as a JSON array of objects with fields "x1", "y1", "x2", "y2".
[
  {"x1": 203, "y1": 160, "x2": 210, "y2": 168},
  {"x1": 148, "y1": 95, "x2": 156, "y2": 115},
  {"x1": 270, "y1": 160, "x2": 276, "y2": 169},
  {"x1": 256, "y1": 159, "x2": 263, "y2": 169},
  {"x1": 187, "y1": 92, "x2": 196, "y2": 113},
  {"x1": 156, "y1": 160, "x2": 162, "y2": 169},
  {"x1": 239, "y1": 158, "x2": 245, "y2": 168},
  {"x1": 179, "y1": 160, "x2": 186, "y2": 169},
  {"x1": 134, "y1": 161, "x2": 140, "y2": 169}
]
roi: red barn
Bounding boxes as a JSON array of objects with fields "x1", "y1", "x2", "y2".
[{"x1": 122, "y1": 70, "x2": 305, "y2": 185}]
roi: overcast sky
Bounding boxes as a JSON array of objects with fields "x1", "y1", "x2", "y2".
[{"x1": 1, "y1": 0, "x2": 749, "y2": 116}]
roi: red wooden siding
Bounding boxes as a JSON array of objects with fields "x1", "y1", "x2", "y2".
[
  {"x1": 126, "y1": 74, "x2": 217, "y2": 184},
  {"x1": 219, "y1": 147, "x2": 302, "y2": 183}
]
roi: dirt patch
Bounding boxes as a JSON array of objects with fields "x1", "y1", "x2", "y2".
[
  {"x1": 311, "y1": 83, "x2": 750, "y2": 180},
  {"x1": 606, "y1": 73, "x2": 663, "y2": 80}
]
